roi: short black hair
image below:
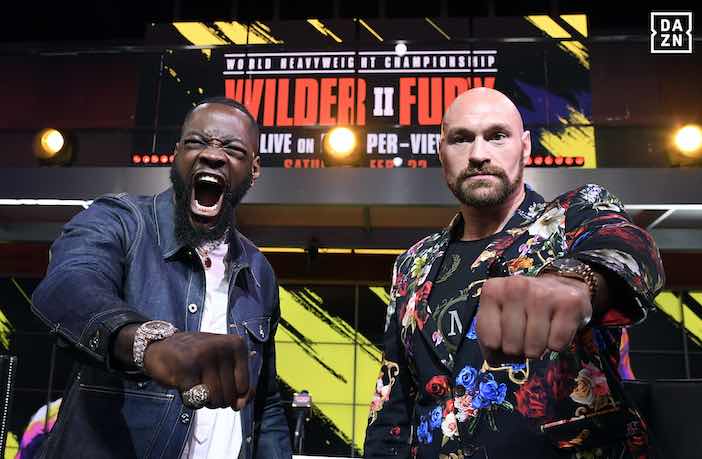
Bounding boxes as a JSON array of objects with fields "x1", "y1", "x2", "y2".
[{"x1": 181, "y1": 96, "x2": 260, "y2": 146}]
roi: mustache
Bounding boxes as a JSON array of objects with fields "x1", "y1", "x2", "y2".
[{"x1": 456, "y1": 165, "x2": 508, "y2": 181}]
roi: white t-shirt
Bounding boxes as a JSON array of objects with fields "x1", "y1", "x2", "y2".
[{"x1": 181, "y1": 243, "x2": 243, "y2": 459}]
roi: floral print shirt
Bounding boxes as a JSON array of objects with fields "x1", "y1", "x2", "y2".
[{"x1": 364, "y1": 184, "x2": 665, "y2": 459}]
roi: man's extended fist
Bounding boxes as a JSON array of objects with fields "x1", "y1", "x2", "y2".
[
  {"x1": 144, "y1": 332, "x2": 253, "y2": 410},
  {"x1": 476, "y1": 274, "x2": 592, "y2": 365}
]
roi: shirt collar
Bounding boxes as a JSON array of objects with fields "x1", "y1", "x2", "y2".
[{"x1": 445, "y1": 184, "x2": 545, "y2": 241}]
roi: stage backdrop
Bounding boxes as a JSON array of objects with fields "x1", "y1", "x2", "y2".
[{"x1": 135, "y1": 16, "x2": 595, "y2": 169}]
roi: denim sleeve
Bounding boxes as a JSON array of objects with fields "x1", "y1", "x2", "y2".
[
  {"x1": 253, "y1": 283, "x2": 293, "y2": 458},
  {"x1": 31, "y1": 194, "x2": 149, "y2": 371}
]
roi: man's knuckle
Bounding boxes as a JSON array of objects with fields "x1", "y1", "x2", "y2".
[{"x1": 502, "y1": 341, "x2": 519, "y2": 356}]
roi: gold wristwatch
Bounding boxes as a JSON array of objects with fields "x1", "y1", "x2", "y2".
[{"x1": 539, "y1": 258, "x2": 598, "y2": 299}]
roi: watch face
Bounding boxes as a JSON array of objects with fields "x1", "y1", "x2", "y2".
[
  {"x1": 142, "y1": 320, "x2": 175, "y2": 335},
  {"x1": 550, "y1": 258, "x2": 582, "y2": 271}
]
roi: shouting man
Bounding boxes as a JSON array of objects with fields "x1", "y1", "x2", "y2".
[{"x1": 32, "y1": 97, "x2": 292, "y2": 459}]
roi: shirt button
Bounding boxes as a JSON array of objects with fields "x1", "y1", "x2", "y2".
[
  {"x1": 245, "y1": 436, "x2": 252, "y2": 443},
  {"x1": 180, "y1": 413, "x2": 191, "y2": 424},
  {"x1": 188, "y1": 303, "x2": 198, "y2": 313},
  {"x1": 454, "y1": 385, "x2": 466, "y2": 397}
]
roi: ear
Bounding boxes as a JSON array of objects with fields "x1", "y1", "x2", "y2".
[
  {"x1": 438, "y1": 135, "x2": 446, "y2": 166},
  {"x1": 521, "y1": 130, "x2": 532, "y2": 162},
  {"x1": 251, "y1": 154, "x2": 261, "y2": 183}
]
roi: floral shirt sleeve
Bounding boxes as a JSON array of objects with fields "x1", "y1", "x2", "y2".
[{"x1": 562, "y1": 184, "x2": 666, "y2": 327}]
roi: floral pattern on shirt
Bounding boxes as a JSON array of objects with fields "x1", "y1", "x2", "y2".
[{"x1": 365, "y1": 184, "x2": 665, "y2": 459}]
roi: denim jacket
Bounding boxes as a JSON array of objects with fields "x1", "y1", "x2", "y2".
[{"x1": 31, "y1": 188, "x2": 292, "y2": 459}]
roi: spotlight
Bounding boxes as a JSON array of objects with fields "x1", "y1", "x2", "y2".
[
  {"x1": 395, "y1": 42, "x2": 408, "y2": 56},
  {"x1": 673, "y1": 124, "x2": 702, "y2": 158},
  {"x1": 321, "y1": 127, "x2": 362, "y2": 166},
  {"x1": 33, "y1": 128, "x2": 73, "y2": 165}
]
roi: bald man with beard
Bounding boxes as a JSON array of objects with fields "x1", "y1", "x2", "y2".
[{"x1": 364, "y1": 88, "x2": 665, "y2": 458}]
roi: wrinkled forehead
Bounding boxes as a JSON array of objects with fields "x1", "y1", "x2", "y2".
[{"x1": 182, "y1": 104, "x2": 258, "y2": 146}]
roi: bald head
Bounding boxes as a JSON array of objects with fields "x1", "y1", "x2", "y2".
[
  {"x1": 442, "y1": 87, "x2": 524, "y2": 136},
  {"x1": 439, "y1": 87, "x2": 531, "y2": 210}
]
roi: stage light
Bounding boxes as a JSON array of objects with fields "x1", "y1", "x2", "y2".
[
  {"x1": 321, "y1": 127, "x2": 362, "y2": 166},
  {"x1": 40, "y1": 129, "x2": 63, "y2": 156},
  {"x1": 395, "y1": 42, "x2": 407, "y2": 56},
  {"x1": 326, "y1": 127, "x2": 355, "y2": 157},
  {"x1": 33, "y1": 128, "x2": 73, "y2": 165},
  {"x1": 674, "y1": 124, "x2": 702, "y2": 158}
]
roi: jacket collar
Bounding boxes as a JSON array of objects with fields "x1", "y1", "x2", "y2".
[
  {"x1": 444, "y1": 184, "x2": 545, "y2": 242},
  {"x1": 153, "y1": 188, "x2": 249, "y2": 266}
]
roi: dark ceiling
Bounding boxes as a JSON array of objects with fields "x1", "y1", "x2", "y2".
[{"x1": 3, "y1": 0, "x2": 700, "y2": 45}]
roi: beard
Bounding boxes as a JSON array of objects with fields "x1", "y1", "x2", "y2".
[
  {"x1": 447, "y1": 158, "x2": 523, "y2": 208},
  {"x1": 170, "y1": 166, "x2": 253, "y2": 248}
]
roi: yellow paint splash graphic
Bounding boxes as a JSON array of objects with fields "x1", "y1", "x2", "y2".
[
  {"x1": 656, "y1": 291, "x2": 702, "y2": 344},
  {"x1": 307, "y1": 19, "x2": 343, "y2": 43},
  {"x1": 561, "y1": 14, "x2": 588, "y2": 37},
  {"x1": 559, "y1": 41, "x2": 589, "y2": 70},
  {"x1": 4, "y1": 432, "x2": 18, "y2": 459},
  {"x1": 538, "y1": 106, "x2": 596, "y2": 168},
  {"x1": 524, "y1": 15, "x2": 589, "y2": 69},
  {"x1": 276, "y1": 286, "x2": 382, "y2": 452},
  {"x1": 173, "y1": 22, "x2": 225, "y2": 59},
  {"x1": 369, "y1": 287, "x2": 391, "y2": 305},
  {"x1": 0, "y1": 309, "x2": 12, "y2": 350}
]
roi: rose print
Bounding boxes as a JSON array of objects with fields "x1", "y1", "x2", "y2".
[
  {"x1": 441, "y1": 412, "x2": 458, "y2": 439},
  {"x1": 425, "y1": 375, "x2": 450, "y2": 398}
]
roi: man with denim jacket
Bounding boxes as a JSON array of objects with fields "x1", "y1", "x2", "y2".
[
  {"x1": 364, "y1": 88, "x2": 665, "y2": 458},
  {"x1": 31, "y1": 97, "x2": 292, "y2": 458}
]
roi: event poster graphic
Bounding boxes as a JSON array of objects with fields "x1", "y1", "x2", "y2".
[
  {"x1": 129, "y1": 18, "x2": 597, "y2": 453},
  {"x1": 137, "y1": 17, "x2": 595, "y2": 169},
  {"x1": 222, "y1": 49, "x2": 497, "y2": 168}
]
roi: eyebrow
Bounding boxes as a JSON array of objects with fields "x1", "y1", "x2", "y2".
[
  {"x1": 446, "y1": 123, "x2": 513, "y2": 136},
  {"x1": 182, "y1": 131, "x2": 250, "y2": 146}
]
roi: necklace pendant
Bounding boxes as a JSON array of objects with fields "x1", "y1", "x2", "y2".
[{"x1": 203, "y1": 256, "x2": 212, "y2": 269}]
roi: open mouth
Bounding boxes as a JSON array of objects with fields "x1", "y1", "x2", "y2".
[{"x1": 190, "y1": 172, "x2": 226, "y2": 220}]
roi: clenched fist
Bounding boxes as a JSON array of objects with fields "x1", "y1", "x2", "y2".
[
  {"x1": 113, "y1": 326, "x2": 253, "y2": 410},
  {"x1": 476, "y1": 274, "x2": 593, "y2": 365}
]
